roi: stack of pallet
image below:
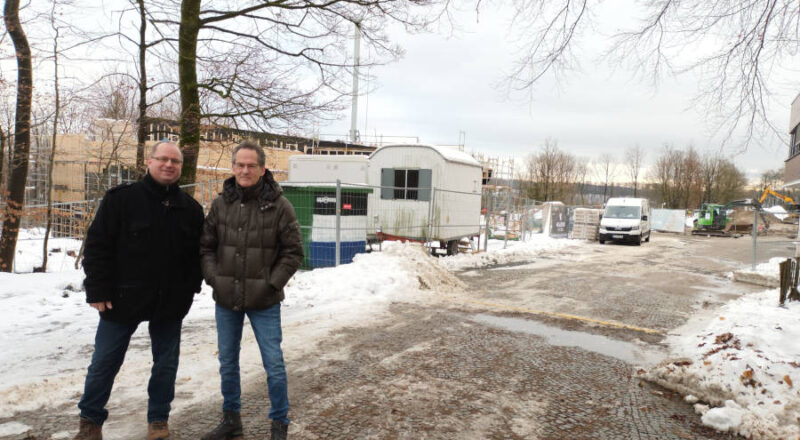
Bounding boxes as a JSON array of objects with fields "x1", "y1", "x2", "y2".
[{"x1": 572, "y1": 208, "x2": 602, "y2": 240}]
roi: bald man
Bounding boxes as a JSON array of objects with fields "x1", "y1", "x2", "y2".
[{"x1": 74, "y1": 142, "x2": 204, "y2": 440}]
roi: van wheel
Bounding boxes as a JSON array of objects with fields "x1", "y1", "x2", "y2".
[
  {"x1": 598, "y1": 239, "x2": 604, "y2": 244},
  {"x1": 635, "y1": 235, "x2": 642, "y2": 246},
  {"x1": 645, "y1": 232, "x2": 650, "y2": 242}
]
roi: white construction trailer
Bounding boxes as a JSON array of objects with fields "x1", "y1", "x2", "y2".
[
  {"x1": 367, "y1": 144, "x2": 483, "y2": 254},
  {"x1": 288, "y1": 155, "x2": 369, "y2": 184}
]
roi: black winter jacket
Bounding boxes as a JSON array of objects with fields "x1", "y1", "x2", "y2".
[
  {"x1": 200, "y1": 174, "x2": 303, "y2": 311},
  {"x1": 82, "y1": 174, "x2": 205, "y2": 323}
]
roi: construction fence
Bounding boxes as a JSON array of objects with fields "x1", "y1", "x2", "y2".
[
  {"x1": 3, "y1": 183, "x2": 663, "y2": 270},
  {"x1": 283, "y1": 181, "x2": 483, "y2": 269},
  {"x1": 481, "y1": 189, "x2": 605, "y2": 245},
  {"x1": 2, "y1": 180, "x2": 226, "y2": 240}
]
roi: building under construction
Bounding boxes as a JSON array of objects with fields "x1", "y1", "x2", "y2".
[
  {"x1": 21, "y1": 118, "x2": 377, "y2": 207},
  {"x1": 11, "y1": 118, "x2": 377, "y2": 238}
]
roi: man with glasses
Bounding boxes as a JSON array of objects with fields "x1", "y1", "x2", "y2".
[
  {"x1": 200, "y1": 141, "x2": 303, "y2": 440},
  {"x1": 73, "y1": 141, "x2": 204, "y2": 440}
]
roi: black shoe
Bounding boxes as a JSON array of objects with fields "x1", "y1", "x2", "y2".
[
  {"x1": 270, "y1": 420, "x2": 288, "y2": 440},
  {"x1": 200, "y1": 411, "x2": 243, "y2": 440}
]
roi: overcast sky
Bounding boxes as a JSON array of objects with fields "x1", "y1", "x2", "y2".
[
  {"x1": 321, "y1": 3, "x2": 795, "y2": 184},
  {"x1": 16, "y1": 1, "x2": 794, "y2": 185}
]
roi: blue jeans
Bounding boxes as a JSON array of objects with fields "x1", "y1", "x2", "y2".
[
  {"x1": 78, "y1": 318, "x2": 182, "y2": 425},
  {"x1": 215, "y1": 303, "x2": 289, "y2": 424}
]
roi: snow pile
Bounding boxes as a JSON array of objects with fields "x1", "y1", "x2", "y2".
[
  {"x1": 284, "y1": 242, "x2": 465, "y2": 314},
  {"x1": 735, "y1": 257, "x2": 785, "y2": 280},
  {"x1": 765, "y1": 205, "x2": 789, "y2": 221},
  {"x1": 437, "y1": 235, "x2": 582, "y2": 271},
  {"x1": 643, "y1": 289, "x2": 800, "y2": 439},
  {"x1": 731, "y1": 257, "x2": 785, "y2": 288}
]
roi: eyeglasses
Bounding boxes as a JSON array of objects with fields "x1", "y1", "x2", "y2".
[
  {"x1": 233, "y1": 163, "x2": 261, "y2": 171},
  {"x1": 151, "y1": 156, "x2": 183, "y2": 165}
]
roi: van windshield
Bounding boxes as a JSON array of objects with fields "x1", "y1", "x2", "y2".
[{"x1": 604, "y1": 206, "x2": 641, "y2": 219}]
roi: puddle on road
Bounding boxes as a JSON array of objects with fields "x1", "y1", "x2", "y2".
[{"x1": 471, "y1": 313, "x2": 662, "y2": 365}]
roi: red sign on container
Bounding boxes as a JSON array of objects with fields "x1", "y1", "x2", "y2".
[{"x1": 343, "y1": 203, "x2": 352, "y2": 210}]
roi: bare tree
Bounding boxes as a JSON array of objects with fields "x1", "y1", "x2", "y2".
[
  {"x1": 573, "y1": 157, "x2": 589, "y2": 205},
  {"x1": 595, "y1": 153, "x2": 615, "y2": 202},
  {"x1": 502, "y1": 1, "x2": 798, "y2": 148},
  {"x1": 40, "y1": 0, "x2": 64, "y2": 272},
  {"x1": 760, "y1": 168, "x2": 784, "y2": 191},
  {"x1": 134, "y1": 0, "x2": 149, "y2": 177},
  {"x1": 680, "y1": 147, "x2": 703, "y2": 208},
  {"x1": 650, "y1": 144, "x2": 705, "y2": 209},
  {"x1": 0, "y1": 79, "x2": 13, "y2": 194},
  {"x1": 165, "y1": 0, "x2": 448, "y2": 186},
  {"x1": 714, "y1": 160, "x2": 748, "y2": 204},
  {"x1": 522, "y1": 138, "x2": 577, "y2": 202},
  {"x1": 0, "y1": 0, "x2": 33, "y2": 272},
  {"x1": 700, "y1": 151, "x2": 722, "y2": 204},
  {"x1": 624, "y1": 144, "x2": 644, "y2": 197}
]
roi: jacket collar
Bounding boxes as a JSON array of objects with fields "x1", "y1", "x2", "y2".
[
  {"x1": 142, "y1": 173, "x2": 186, "y2": 207},
  {"x1": 222, "y1": 170, "x2": 282, "y2": 204}
]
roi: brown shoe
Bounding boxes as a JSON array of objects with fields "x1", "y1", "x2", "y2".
[
  {"x1": 147, "y1": 420, "x2": 170, "y2": 440},
  {"x1": 73, "y1": 417, "x2": 102, "y2": 440}
]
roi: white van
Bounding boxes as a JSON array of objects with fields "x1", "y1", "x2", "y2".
[{"x1": 598, "y1": 198, "x2": 651, "y2": 245}]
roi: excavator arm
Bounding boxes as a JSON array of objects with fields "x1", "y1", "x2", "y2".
[{"x1": 759, "y1": 186, "x2": 796, "y2": 205}]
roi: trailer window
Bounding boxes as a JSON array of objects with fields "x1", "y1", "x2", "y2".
[
  {"x1": 381, "y1": 168, "x2": 431, "y2": 201},
  {"x1": 393, "y1": 169, "x2": 419, "y2": 199}
]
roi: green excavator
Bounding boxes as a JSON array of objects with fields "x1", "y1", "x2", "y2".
[
  {"x1": 692, "y1": 200, "x2": 771, "y2": 237},
  {"x1": 693, "y1": 203, "x2": 731, "y2": 236}
]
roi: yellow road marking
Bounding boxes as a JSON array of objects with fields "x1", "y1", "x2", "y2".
[{"x1": 458, "y1": 298, "x2": 663, "y2": 335}]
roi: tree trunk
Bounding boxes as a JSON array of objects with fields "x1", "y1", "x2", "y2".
[
  {"x1": 178, "y1": 0, "x2": 201, "y2": 191},
  {"x1": 0, "y1": 126, "x2": 5, "y2": 194},
  {"x1": 135, "y1": 0, "x2": 148, "y2": 178},
  {"x1": 41, "y1": 7, "x2": 60, "y2": 272},
  {"x1": 0, "y1": 0, "x2": 33, "y2": 272}
]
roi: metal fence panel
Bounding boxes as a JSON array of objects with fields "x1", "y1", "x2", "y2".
[{"x1": 651, "y1": 208, "x2": 687, "y2": 233}]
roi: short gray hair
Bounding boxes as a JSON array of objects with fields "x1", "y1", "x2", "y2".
[
  {"x1": 232, "y1": 141, "x2": 266, "y2": 167},
  {"x1": 150, "y1": 141, "x2": 182, "y2": 158}
]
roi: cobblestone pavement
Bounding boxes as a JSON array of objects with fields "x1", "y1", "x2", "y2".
[
  {"x1": 164, "y1": 303, "x2": 738, "y2": 440},
  {"x1": 7, "y1": 233, "x2": 789, "y2": 440}
]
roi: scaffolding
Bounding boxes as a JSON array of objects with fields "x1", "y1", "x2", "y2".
[{"x1": 472, "y1": 153, "x2": 515, "y2": 190}]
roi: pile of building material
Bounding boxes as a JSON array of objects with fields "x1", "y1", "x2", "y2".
[{"x1": 572, "y1": 208, "x2": 602, "y2": 240}]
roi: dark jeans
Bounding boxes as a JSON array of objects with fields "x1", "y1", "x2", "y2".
[
  {"x1": 215, "y1": 303, "x2": 289, "y2": 424},
  {"x1": 78, "y1": 317, "x2": 182, "y2": 425}
]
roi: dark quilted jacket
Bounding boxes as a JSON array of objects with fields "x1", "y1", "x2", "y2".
[{"x1": 200, "y1": 173, "x2": 303, "y2": 311}]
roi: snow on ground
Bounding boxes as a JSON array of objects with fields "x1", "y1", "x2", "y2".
[
  {"x1": 733, "y1": 256, "x2": 785, "y2": 280},
  {"x1": 645, "y1": 256, "x2": 800, "y2": 440},
  {"x1": 647, "y1": 289, "x2": 800, "y2": 439},
  {"x1": 437, "y1": 233, "x2": 583, "y2": 271},
  {"x1": 0, "y1": 235, "x2": 466, "y2": 437},
  {"x1": 2, "y1": 230, "x2": 800, "y2": 439}
]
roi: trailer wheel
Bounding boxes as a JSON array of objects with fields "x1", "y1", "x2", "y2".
[{"x1": 446, "y1": 240, "x2": 459, "y2": 256}]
